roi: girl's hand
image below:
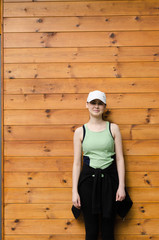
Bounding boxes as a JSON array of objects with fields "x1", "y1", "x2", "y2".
[
  {"x1": 72, "y1": 192, "x2": 81, "y2": 209},
  {"x1": 116, "y1": 186, "x2": 126, "y2": 201}
]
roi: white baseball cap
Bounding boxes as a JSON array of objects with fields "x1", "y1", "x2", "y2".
[{"x1": 87, "y1": 90, "x2": 106, "y2": 104}]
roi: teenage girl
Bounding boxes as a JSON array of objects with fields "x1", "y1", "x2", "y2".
[{"x1": 72, "y1": 90, "x2": 126, "y2": 240}]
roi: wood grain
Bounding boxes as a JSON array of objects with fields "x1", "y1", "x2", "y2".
[{"x1": 2, "y1": 0, "x2": 159, "y2": 239}]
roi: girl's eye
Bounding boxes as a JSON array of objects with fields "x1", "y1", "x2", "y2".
[
  {"x1": 90, "y1": 101, "x2": 104, "y2": 105},
  {"x1": 98, "y1": 102, "x2": 104, "y2": 105},
  {"x1": 90, "y1": 101, "x2": 96, "y2": 105}
]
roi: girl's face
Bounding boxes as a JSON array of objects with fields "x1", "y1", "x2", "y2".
[{"x1": 86, "y1": 99, "x2": 106, "y2": 117}]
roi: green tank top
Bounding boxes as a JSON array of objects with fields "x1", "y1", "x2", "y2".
[{"x1": 82, "y1": 121, "x2": 115, "y2": 169}]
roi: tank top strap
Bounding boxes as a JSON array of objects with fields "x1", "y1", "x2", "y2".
[
  {"x1": 109, "y1": 121, "x2": 114, "y2": 140},
  {"x1": 82, "y1": 124, "x2": 86, "y2": 143}
]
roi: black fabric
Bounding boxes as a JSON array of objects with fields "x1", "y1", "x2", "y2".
[
  {"x1": 82, "y1": 124, "x2": 86, "y2": 142},
  {"x1": 115, "y1": 187, "x2": 133, "y2": 219},
  {"x1": 71, "y1": 205, "x2": 81, "y2": 219},
  {"x1": 80, "y1": 178, "x2": 116, "y2": 240},
  {"x1": 76, "y1": 156, "x2": 133, "y2": 220},
  {"x1": 77, "y1": 165, "x2": 116, "y2": 240},
  {"x1": 83, "y1": 155, "x2": 90, "y2": 165}
]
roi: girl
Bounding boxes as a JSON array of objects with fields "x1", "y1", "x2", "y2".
[{"x1": 72, "y1": 90, "x2": 126, "y2": 240}]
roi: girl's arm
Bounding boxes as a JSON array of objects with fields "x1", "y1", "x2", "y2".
[
  {"x1": 113, "y1": 123, "x2": 126, "y2": 201},
  {"x1": 72, "y1": 127, "x2": 82, "y2": 208}
]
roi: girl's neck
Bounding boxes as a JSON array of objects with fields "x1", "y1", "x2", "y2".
[{"x1": 88, "y1": 117, "x2": 104, "y2": 125}]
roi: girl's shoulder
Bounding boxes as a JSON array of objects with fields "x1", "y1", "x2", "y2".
[
  {"x1": 109, "y1": 122, "x2": 120, "y2": 138},
  {"x1": 110, "y1": 122, "x2": 119, "y2": 129},
  {"x1": 74, "y1": 125, "x2": 85, "y2": 142}
]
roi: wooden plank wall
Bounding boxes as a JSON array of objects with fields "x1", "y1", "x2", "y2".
[{"x1": 1, "y1": 0, "x2": 159, "y2": 239}]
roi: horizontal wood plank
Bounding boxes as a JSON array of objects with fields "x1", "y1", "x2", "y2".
[
  {"x1": 4, "y1": 155, "x2": 159, "y2": 172},
  {"x1": 4, "y1": 156, "x2": 74, "y2": 172},
  {"x1": 4, "y1": 93, "x2": 159, "y2": 109},
  {"x1": 4, "y1": 124, "x2": 159, "y2": 141},
  {"x1": 4, "y1": 125, "x2": 76, "y2": 141},
  {"x1": 4, "y1": 109, "x2": 159, "y2": 125},
  {"x1": 4, "y1": 235, "x2": 159, "y2": 240},
  {"x1": 4, "y1": 1, "x2": 159, "y2": 17},
  {"x1": 4, "y1": 16, "x2": 159, "y2": 32},
  {"x1": 4, "y1": 140, "x2": 74, "y2": 156},
  {"x1": 4, "y1": 218, "x2": 159, "y2": 234},
  {"x1": 4, "y1": 31, "x2": 159, "y2": 47},
  {"x1": 4, "y1": 139, "x2": 159, "y2": 156},
  {"x1": 4, "y1": 171, "x2": 159, "y2": 187},
  {"x1": 4, "y1": 62, "x2": 159, "y2": 78},
  {"x1": 4, "y1": 78, "x2": 159, "y2": 94},
  {"x1": 4, "y1": 187, "x2": 159, "y2": 203},
  {"x1": 3, "y1": 46, "x2": 159, "y2": 64},
  {"x1": 4, "y1": 202, "x2": 159, "y2": 219},
  {"x1": 4, "y1": 47, "x2": 159, "y2": 63}
]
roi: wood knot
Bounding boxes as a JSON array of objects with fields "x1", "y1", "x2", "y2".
[
  {"x1": 45, "y1": 109, "x2": 50, "y2": 113},
  {"x1": 14, "y1": 219, "x2": 19, "y2": 223},
  {"x1": 145, "y1": 179, "x2": 151, "y2": 185},
  {"x1": 115, "y1": 74, "x2": 122, "y2": 78},
  {"x1": 44, "y1": 148, "x2": 51, "y2": 152},
  {"x1": 110, "y1": 33, "x2": 115, "y2": 38},
  {"x1": 71, "y1": 126, "x2": 76, "y2": 132},
  {"x1": 66, "y1": 221, "x2": 71, "y2": 225},
  {"x1": 146, "y1": 118, "x2": 150, "y2": 123},
  {"x1": 37, "y1": 18, "x2": 43, "y2": 23},
  {"x1": 135, "y1": 16, "x2": 140, "y2": 21},
  {"x1": 47, "y1": 32, "x2": 56, "y2": 37},
  {"x1": 49, "y1": 235, "x2": 53, "y2": 239}
]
